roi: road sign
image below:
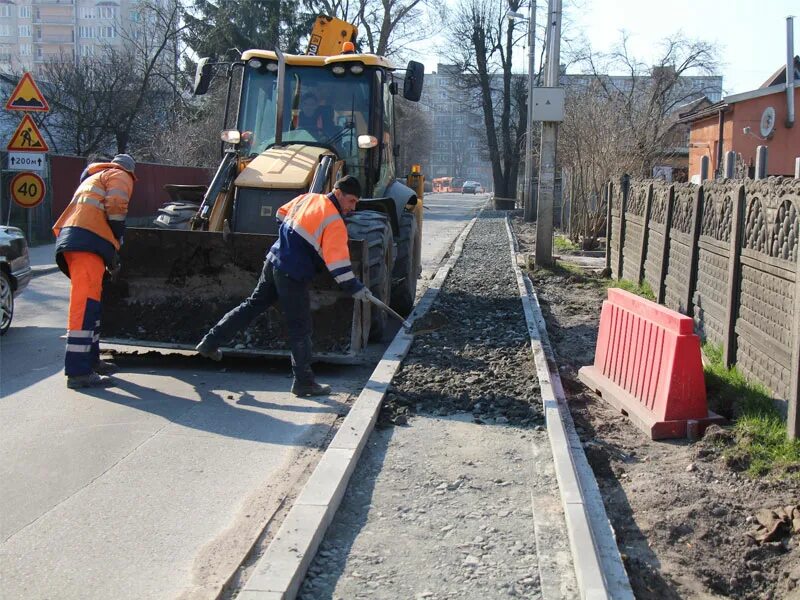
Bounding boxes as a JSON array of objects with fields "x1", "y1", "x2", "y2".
[
  {"x1": 8, "y1": 152, "x2": 46, "y2": 171},
  {"x1": 5, "y1": 72, "x2": 50, "y2": 112},
  {"x1": 7, "y1": 114, "x2": 49, "y2": 152},
  {"x1": 10, "y1": 172, "x2": 46, "y2": 208}
]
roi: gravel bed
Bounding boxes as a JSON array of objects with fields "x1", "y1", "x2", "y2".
[
  {"x1": 381, "y1": 212, "x2": 542, "y2": 428},
  {"x1": 297, "y1": 213, "x2": 575, "y2": 599}
]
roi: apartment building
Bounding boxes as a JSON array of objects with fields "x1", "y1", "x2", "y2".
[
  {"x1": 0, "y1": 0, "x2": 151, "y2": 75},
  {"x1": 421, "y1": 64, "x2": 494, "y2": 189}
]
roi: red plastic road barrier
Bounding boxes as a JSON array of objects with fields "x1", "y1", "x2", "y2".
[{"x1": 578, "y1": 288, "x2": 724, "y2": 440}]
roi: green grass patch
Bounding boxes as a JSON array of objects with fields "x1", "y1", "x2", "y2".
[
  {"x1": 606, "y1": 279, "x2": 656, "y2": 301},
  {"x1": 703, "y1": 343, "x2": 800, "y2": 478},
  {"x1": 554, "y1": 235, "x2": 580, "y2": 254}
]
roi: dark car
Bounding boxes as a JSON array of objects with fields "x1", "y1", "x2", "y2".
[
  {"x1": 0, "y1": 226, "x2": 32, "y2": 335},
  {"x1": 462, "y1": 180, "x2": 484, "y2": 194}
]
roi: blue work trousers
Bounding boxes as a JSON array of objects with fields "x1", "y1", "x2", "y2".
[{"x1": 204, "y1": 261, "x2": 315, "y2": 385}]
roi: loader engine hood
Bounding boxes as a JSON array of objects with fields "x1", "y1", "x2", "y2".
[{"x1": 235, "y1": 144, "x2": 328, "y2": 190}]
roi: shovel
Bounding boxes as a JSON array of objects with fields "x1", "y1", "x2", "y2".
[{"x1": 365, "y1": 290, "x2": 412, "y2": 330}]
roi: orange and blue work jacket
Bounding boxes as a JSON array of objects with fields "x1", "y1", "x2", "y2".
[
  {"x1": 267, "y1": 192, "x2": 364, "y2": 295},
  {"x1": 53, "y1": 162, "x2": 134, "y2": 276}
]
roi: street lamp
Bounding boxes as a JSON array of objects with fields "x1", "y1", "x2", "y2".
[{"x1": 508, "y1": 5, "x2": 537, "y2": 222}]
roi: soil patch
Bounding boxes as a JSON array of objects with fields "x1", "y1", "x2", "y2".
[{"x1": 512, "y1": 215, "x2": 800, "y2": 600}]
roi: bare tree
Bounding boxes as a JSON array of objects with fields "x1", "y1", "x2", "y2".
[
  {"x1": 561, "y1": 32, "x2": 720, "y2": 246},
  {"x1": 36, "y1": 0, "x2": 185, "y2": 157},
  {"x1": 442, "y1": 0, "x2": 529, "y2": 198},
  {"x1": 394, "y1": 94, "x2": 433, "y2": 176}
]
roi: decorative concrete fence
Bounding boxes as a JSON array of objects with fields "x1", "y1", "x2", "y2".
[{"x1": 607, "y1": 175, "x2": 800, "y2": 439}]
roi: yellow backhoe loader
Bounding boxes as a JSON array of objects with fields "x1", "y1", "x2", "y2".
[{"x1": 101, "y1": 16, "x2": 425, "y2": 362}]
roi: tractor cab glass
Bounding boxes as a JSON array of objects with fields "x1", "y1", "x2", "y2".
[{"x1": 237, "y1": 61, "x2": 373, "y2": 189}]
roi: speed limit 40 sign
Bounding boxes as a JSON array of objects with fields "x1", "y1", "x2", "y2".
[{"x1": 10, "y1": 172, "x2": 45, "y2": 208}]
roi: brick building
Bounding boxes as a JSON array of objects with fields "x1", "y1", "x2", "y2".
[{"x1": 679, "y1": 57, "x2": 800, "y2": 179}]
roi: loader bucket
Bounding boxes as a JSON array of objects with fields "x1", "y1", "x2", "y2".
[{"x1": 101, "y1": 228, "x2": 371, "y2": 363}]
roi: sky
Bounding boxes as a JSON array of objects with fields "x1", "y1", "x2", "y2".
[{"x1": 409, "y1": 0, "x2": 797, "y2": 97}]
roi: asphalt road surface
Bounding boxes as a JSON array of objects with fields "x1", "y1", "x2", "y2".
[{"x1": 0, "y1": 192, "x2": 487, "y2": 600}]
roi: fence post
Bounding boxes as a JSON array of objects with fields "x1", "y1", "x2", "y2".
[
  {"x1": 700, "y1": 156, "x2": 710, "y2": 182},
  {"x1": 795, "y1": 157, "x2": 800, "y2": 179},
  {"x1": 656, "y1": 185, "x2": 675, "y2": 304},
  {"x1": 724, "y1": 151, "x2": 736, "y2": 179},
  {"x1": 790, "y1": 241, "x2": 800, "y2": 439},
  {"x1": 685, "y1": 185, "x2": 704, "y2": 316},
  {"x1": 637, "y1": 182, "x2": 653, "y2": 285},
  {"x1": 605, "y1": 181, "x2": 612, "y2": 271},
  {"x1": 755, "y1": 146, "x2": 768, "y2": 180},
  {"x1": 616, "y1": 174, "x2": 630, "y2": 280},
  {"x1": 723, "y1": 184, "x2": 745, "y2": 368}
]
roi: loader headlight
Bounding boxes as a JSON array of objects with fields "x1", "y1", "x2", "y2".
[
  {"x1": 266, "y1": 62, "x2": 278, "y2": 72},
  {"x1": 220, "y1": 129, "x2": 241, "y2": 144},
  {"x1": 357, "y1": 135, "x2": 378, "y2": 149},
  {"x1": 247, "y1": 59, "x2": 263, "y2": 69},
  {"x1": 350, "y1": 64, "x2": 364, "y2": 75},
  {"x1": 332, "y1": 65, "x2": 346, "y2": 76}
]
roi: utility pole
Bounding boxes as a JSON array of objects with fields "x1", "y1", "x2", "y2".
[
  {"x1": 523, "y1": 1, "x2": 537, "y2": 222},
  {"x1": 534, "y1": 0, "x2": 562, "y2": 267}
]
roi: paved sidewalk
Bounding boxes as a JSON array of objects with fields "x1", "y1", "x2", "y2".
[{"x1": 27, "y1": 242, "x2": 58, "y2": 277}]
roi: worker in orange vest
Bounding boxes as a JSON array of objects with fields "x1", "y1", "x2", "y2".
[
  {"x1": 52, "y1": 154, "x2": 136, "y2": 389},
  {"x1": 195, "y1": 175, "x2": 368, "y2": 397}
]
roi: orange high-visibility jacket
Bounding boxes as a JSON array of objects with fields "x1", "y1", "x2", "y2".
[
  {"x1": 267, "y1": 192, "x2": 363, "y2": 295},
  {"x1": 53, "y1": 162, "x2": 134, "y2": 274}
]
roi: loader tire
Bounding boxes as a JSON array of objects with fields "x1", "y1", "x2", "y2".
[
  {"x1": 346, "y1": 211, "x2": 395, "y2": 342},
  {"x1": 390, "y1": 211, "x2": 418, "y2": 316}
]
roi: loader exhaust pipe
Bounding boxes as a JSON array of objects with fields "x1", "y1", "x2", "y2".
[{"x1": 275, "y1": 49, "x2": 287, "y2": 144}]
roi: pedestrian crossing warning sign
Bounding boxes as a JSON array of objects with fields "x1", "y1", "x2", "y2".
[
  {"x1": 7, "y1": 114, "x2": 49, "y2": 152},
  {"x1": 5, "y1": 72, "x2": 50, "y2": 112}
]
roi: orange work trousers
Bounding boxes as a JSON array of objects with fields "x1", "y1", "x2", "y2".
[{"x1": 64, "y1": 251, "x2": 104, "y2": 376}]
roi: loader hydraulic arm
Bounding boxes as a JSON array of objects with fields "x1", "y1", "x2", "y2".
[{"x1": 190, "y1": 151, "x2": 238, "y2": 231}]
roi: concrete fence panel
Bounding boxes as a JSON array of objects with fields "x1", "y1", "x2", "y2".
[
  {"x1": 664, "y1": 183, "x2": 702, "y2": 315},
  {"x1": 692, "y1": 181, "x2": 739, "y2": 347},
  {"x1": 734, "y1": 178, "x2": 800, "y2": 415},
  {"x1": 621, "y1": 181, "x2": 649, "y2": 283},
  {"x1": 644, "y1": 181, "x2": 673, "y2": 302},
  {"x1": 609, "y1": 178, "x2": 627, "y2": 279}
]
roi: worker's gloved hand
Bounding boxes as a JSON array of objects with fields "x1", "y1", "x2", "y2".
[
  {"x1": 106, "y1": 253, "x2": 122, "y2": 278},
  {"x1": 352, "y1": 287, "x2": 371, "y2": 301}
]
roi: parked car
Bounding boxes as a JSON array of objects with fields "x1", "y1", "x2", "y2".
[
  {"x1": 462, "y1": 181, "x2": 484, "y2": 194},
  {"x1": 0, "y1": 226, "x2": 32, "y2": 335}
]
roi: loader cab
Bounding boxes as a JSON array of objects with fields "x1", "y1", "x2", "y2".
[{"x1": 223, "y1": 51, "x2": 422, "y2": 199}]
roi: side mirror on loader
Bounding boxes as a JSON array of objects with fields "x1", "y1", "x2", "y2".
[
  {"x1": 403, "y1": 60, "x2": 424, "y2": 102},
  {"x1": 193, "y1": 57, "x2": 213, "y2": 96}
]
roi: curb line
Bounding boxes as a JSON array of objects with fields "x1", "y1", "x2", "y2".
[
  {"x1": 31, "y1": 265, "x2": 59, "y2": 278},
  {"x1": 238, "y1": 211, "x2": 482, "y2": 600},
  {"x1": 504, "y1": 218, "x2": 634, "y2": 600}
]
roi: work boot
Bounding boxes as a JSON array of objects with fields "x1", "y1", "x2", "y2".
[
  {"x1": 94, "y1": 359, "x2": 118, "y2": 375},
  {"x1": 195, "y1": 339, "x2": 222, "y2": 361},
  {"x1": 67, "y1": 372, "x2": 115, "y2": 389},
  {"x1": 291, "y1": 381, "x2": 332, "y2": 397}
]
